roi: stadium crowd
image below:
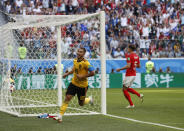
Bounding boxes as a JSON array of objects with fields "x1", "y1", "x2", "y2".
[{"x1": 1, "y1": 0, "x2": 184, "y2": 59}]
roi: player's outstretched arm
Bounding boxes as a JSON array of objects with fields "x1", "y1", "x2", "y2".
[
  {"x1": 136, "y1": 63, "x2": 141, "y2": 68},
  {"x1": 116, "y1": 63, "x2": 131, "y2": 72},
  {"x1": 86, "y1": 71, "x2": 95, "y2": 77},
  {"x1": 63, "y1": 67, "x2": 74, "y2": 78}
]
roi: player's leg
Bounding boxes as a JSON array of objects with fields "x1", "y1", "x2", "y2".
[
  {"x1": 123, "y1": 85, "x2": 134, "y2": 107},
  {"x1": 127, "y1": 88, "x2": 140, "y2": 97},
  {"x1": 59, "y1": 94, "x2": 73, "y2": 116},
  {"x1": 84, "y1": 87, "x2": 94, "y2": 105},
  {"x1": 122, "y1": 77, "x2": 134, "y2": 108},
  {"x1": 54, "y1": 94, "x2": 73, "y2": 123},
  {"x1": 55, "y1": 83, "x2": 76, "y2": 122},
  {"x1": 127, "y1": 88, "x2": 144, "y2": 102},
  {"x1": 77, "y1": 86, "x2": 93, "y2": 106},
  {"x1": 60, "y1": 83, "x2": 77, "y2": 114},
  {"x1": 126, "y1": 77, "x2": 144, "y2": 102}
]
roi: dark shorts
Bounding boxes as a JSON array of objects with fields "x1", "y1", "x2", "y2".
[{"x1": 66, "y1": 83, "x2": 88, "y2": 102}]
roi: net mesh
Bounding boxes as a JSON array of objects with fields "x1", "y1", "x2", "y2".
[{"x1": 0, "y1": 13, "x2": 102, "y2": 116}]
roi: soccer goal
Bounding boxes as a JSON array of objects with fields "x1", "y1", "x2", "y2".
[{"x1": 0, "y1": 11, "x2": 106, "y2": 117}]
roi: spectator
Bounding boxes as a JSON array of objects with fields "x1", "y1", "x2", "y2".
[
  {"x1": 150, "y1": 0, "x2": 156, "y2": 7},
  {"x1": 151, "y1": 67, "x2": 156, "y2": 73},
  {"x1": 181, "y1": 11, "x2": 184, "y2": 27},
  {"x1": 33, "y1": 5, "x2": 42, "y2": 14},
  {"x1": 42, "y1": 0, "x2": 49, "y2": 9},
  {"x1": 91, "y1": 49, "x2": 99, "y2": 59},
  {"x1": 106, "y1": 50, "x2": 112, "y2": 59},
  {"x1": 65, "y1": 34, "x2": 72, "y2": 45},
  {"x1": 160, "y1": 48, "x2": 167, "y2": 58},
  {"x1": 110, "y1": 36, "x2": 119, "y2": 52},
  {"x1": 152, "y1": 50, "x2": 160, "y2": 58},
  {"x1": 145, "y1": 56, "x2": 154, "y2": 73},
  {"x1": 61, "y1": 39, "x2": 70, "y2": 58},
  {"x1": 166, "y1": 67, "x2": 171, "y2": 73},
  {"x1": 95, "y1": 68, "x2": 99, "y2": 74},
  {"x1": 159, "y1": 67, "x2": 163, "y2": 73},
  {"x1": 15, "y1": 0, "x2": 23, "y2": 8},
  {"x1": 121, "y1": 14, "x2": 127, "y2": 27},
  {"x1": 37, "y1": 67, "x2": 42, "y2": 74},
  {"x1": 111, "y1": 68, "x2": 114, "y2": 74},
  {"x1": 167, "y1": 49, "x2": 174, "y2": 58},
  {"x1": 145, "y1": 37, "x2": 151, "y2": 54},
  {"x1": 68, "y1": 48, "x2": 76, "y2": 58},
  {"x1": 48, "y1": 68, "x2": 52, "y2": 74},
  {"x1": 17, "y1": 67, "x2": 22, "y2": 75},
  {"x1": 28, "y1": 67, "x2": 33, "y2": 75},
  {"x1": 18, "y1": 43, "x2": 27, "y2": 59},
  {"x1": 52, "y1": 65, "x2": 57, "y2": 74},
  {"x1": 182, "y1": 42, "x2": 184, "y2": 56},
  {"x1": 60, "y1": 0, "x2": 66, "y2": 13},
  {"x1": 44, "y1": 68, "x2": 49, "y2": 74},
  {"x1": 175, "y1": 49, "x2": 182, "y2": 57},
  {"x1": 66, "y1": 0, "x2": 74, "y2": 14},
  {"x1": 142, "y1": 25, "x2": 150, "y2": 38},
  {"x1": 142, "y1": 49, "x2": 148, "y2": 58},
  {"x1": 113, "y1": 47, "x2": 124, "y2": 58},
  {"x1": 84, "y1": 49, "x2": 90, "y2": 59},
  {"x1": 11, "y1": 65, "x2": 17, "y2": 79},
  {"x1": 139, "y1": 36, "x2": 146, "y2": 57},
  {"x1": 5, "y1": 1, "x2": 11, "y2": 13},
  {"x1": 72, "y1": 0, "x2": 79, "y2": 9}
]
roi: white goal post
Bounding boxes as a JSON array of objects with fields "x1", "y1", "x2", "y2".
[{"x1": 0, "y1": 11, "x2": 106, "y2": 117}]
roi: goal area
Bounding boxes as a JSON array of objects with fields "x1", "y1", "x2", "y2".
[{"x1": 0, "y1": 11, "x2": 106, "y2": 117}]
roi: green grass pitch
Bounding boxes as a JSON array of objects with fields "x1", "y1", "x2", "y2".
[{"x1": 0, "y1": 88, "x2": 184, "y2": 131}]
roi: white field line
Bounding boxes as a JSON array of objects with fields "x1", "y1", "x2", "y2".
[
  {"x1": 17, "y1": 112, "x2": 99, "y2": 117},
  {"x1": 165, "y1": 123, "x2": 184, "y2": 125},
  {"x1": 67, "y1": 107, "x2": 100, "y2": 114},
  {"x1": 105, "y1": 114, "x2": 184, "y2": 131}
]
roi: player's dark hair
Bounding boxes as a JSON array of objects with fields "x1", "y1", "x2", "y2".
[
  {"x1": 80, "y1": 47, "x2": 86, "y2": 53},
  {"x1": 128, "y1": 44, "x2": 136, "y2": 51}
]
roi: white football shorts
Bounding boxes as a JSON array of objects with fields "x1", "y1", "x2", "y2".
[{"x1": 123, "y1": 76, "x2": 136, "y2": 88}]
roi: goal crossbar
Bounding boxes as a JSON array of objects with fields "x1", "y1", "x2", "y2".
[{"x1": 0, "y1": 13, "x2": 100, "y2": 29}]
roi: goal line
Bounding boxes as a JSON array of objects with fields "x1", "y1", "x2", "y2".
[{"x1": 105, "y1": 114, "x2": 184, "y2": 131}]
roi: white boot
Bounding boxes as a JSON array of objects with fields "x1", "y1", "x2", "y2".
[
  {"x1": 126, "y1": 105, "x2": 135, "y2": 108},
  {"x1": 140, "y1": 94, "x2": 144, "y2": 103},
  {"x1": 53, "y1": 114, "x2": 62, "y2": 123},
  {"x1": 89, "y1": 96, "x2": 94, "y2": 106}
]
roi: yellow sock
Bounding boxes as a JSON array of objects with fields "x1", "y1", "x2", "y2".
[
  {"x1": 84, "y1": 97, "x2": 90, "y2": 105},
  {"x1": 59, "y1": 102, "x2": 68, "y2": 115}
]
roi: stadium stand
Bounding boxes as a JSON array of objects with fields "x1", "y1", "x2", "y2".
[{"x1": 0, "y1": 0, "x2": 184, "y2": 58}]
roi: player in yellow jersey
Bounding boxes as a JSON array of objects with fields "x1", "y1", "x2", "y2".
[{"x1": 54, "y1": 47, "x2": 95, "y2": 123}]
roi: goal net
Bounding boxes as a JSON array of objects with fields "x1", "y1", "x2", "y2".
[{"x1": 0, "y1": 11, "x2": 106, "y2": 117}]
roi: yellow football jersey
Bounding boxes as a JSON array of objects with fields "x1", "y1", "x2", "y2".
[{"x1": 71, "y1": 59, "x2": 93, "y2": 88}]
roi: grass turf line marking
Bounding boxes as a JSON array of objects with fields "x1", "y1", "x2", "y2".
[
  {"x1": 166, "y1": 123, "x2": 184, "y2": 125},
  {"x1": 105, "y1": 114, "x2": 184, "y2": 131}
]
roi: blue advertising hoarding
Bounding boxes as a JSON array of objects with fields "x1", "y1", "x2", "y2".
[{"x1": 1, "y1": 58, "x2": 184, "y2": 73}]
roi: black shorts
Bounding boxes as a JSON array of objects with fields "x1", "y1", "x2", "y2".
[{"x1": 66, "y1": 83, "x2": 88, "y2": 102}]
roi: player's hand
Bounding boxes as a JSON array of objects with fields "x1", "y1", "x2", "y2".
[
  {"x1": 116, "y1": 68, "x2": 121, "y2": 72},
  {"x1": 77, "y1": 74, "x2": 85, "y2": 80},
  {"x1": 63, "y1": 73, "x2": 68, "y2": 78}
]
